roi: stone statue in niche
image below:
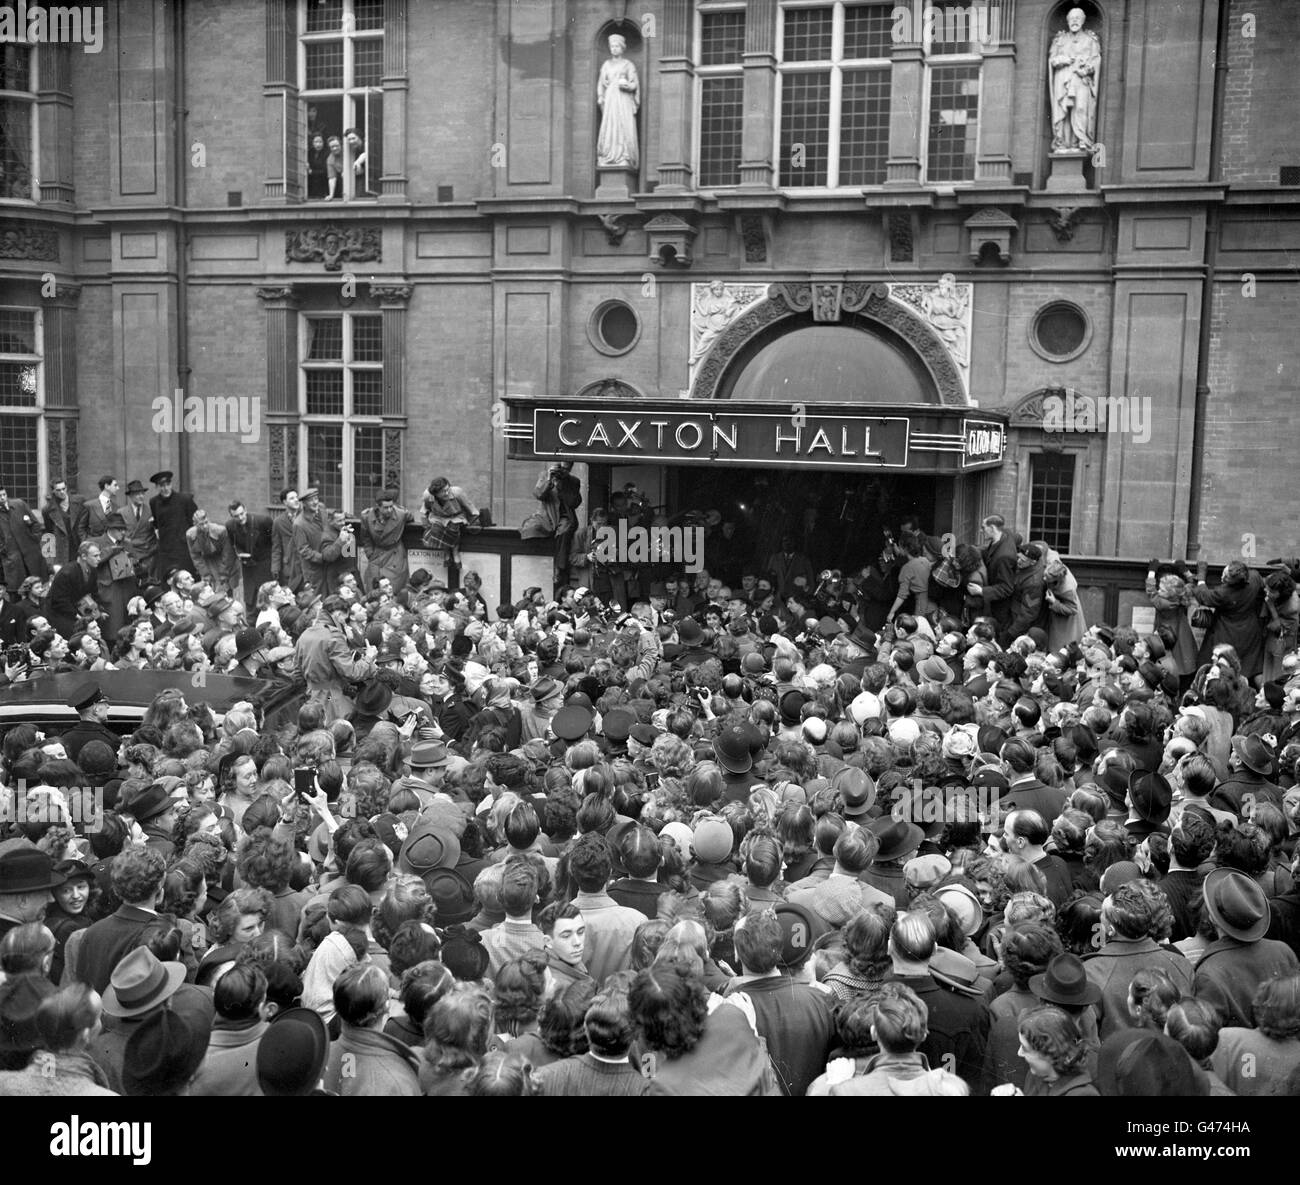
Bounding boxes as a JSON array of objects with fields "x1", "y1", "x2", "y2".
[
  {"x1": 920, "y1": 273, "x2": 970, "y2": 367},
  {"x1": 597, "y1": 34, "x2": 640, "y2": 169},
  {"x1": 1049, "y1": 7, "x2": 1101, "y2": 152}
]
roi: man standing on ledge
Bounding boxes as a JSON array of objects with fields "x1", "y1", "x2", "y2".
[
  {"x1": 534, "y1": 462, "x2": 582, "y2": 596},
  {"x1": 149, "y1": 471, "x2": 198, "y2": 582}
]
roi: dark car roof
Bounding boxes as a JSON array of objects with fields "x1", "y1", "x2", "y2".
[{"x1": 0, "y1": 670, "x2": 305, "y2": 733}]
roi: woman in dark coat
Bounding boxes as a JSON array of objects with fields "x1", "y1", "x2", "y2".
[
  {"x1": 1194, "y1": 560, "x2": 1266, "y2": 681},
  {"x1": 1145, "y1": 561, "x2": 1199, "y2": 679}
]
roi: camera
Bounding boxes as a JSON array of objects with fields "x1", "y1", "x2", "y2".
[{"x1": 5, "y1": 643, "x2": 29, "y2": 667}]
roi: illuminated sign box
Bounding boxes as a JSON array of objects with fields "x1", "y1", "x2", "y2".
[{"x1": 505, "y1": 399, "x2": 1007, "y2": 476}]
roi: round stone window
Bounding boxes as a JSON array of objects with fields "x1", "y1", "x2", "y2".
[
  {"x1": 1030, "y1": 301, "x2": 1090, "y2": 362},
  {"x1": 588, "y1": 300, "x2": 641, "y2": 356}
]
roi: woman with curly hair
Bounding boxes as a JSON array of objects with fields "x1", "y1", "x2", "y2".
[
  {"x1": 1079, "y1": 819, "x2": 1133, "y2": 894},
  {"x1": 420, "y1": 982, "x2": 495, "y2": 1097},
  {"x1": 822, "y1": 906, "x2": 893, "y2": 1009},
  {"x1": 628, "y1": 962, "x2": 780, "y2": 1095},
  {"x1": 491, "y1": 951, "x2": 549, "y2": 1057},
  {"x1": 1012, "y1": 1004, "x2": 1099, "y2": 1096},
  {"x1": 196, "y1": 885, "x2": 273, "y2": 987},
  {"x1": 1212, "y1": 974, "x2": 1300, "y2": 1096},
  {"x1": 1126, "y1": 966, "x2": 1181, "y2": 1031},
  {"x1": 160, "y1": 860, "x2": 210, "y2": 967}
]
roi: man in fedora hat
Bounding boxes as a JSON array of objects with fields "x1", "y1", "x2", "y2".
[
  {"x1": 148, "y1": 470, "x2": 198, "y2": 582},
  {"x1": 89, "y1": 946, "x2": 214, "y2": 1093},
  {"x1": 0, "y1": 846, "x2": 65, "y2": 940},
  {"x1": 864, "y1": 816, "x2": 925, "y2": 909},
  {"x1": 520, "y1": 677, "x2": 563, "y2": 743},
  {"x1": 186, "y1": 508, "x2": 240, "y2": 599},
  {"x1": 122, "y1": 479, "x2": 157, "y2": 581},
  {"x1": 1125, "y1": 768, "x2": 1173, "y2": 841},
  {"x1": 257, "y1": 1006, "x2": 332, "y2": 1096},
  {"x1": 1193, "y1": 867, "x2": 1299, "y2": 1028},
  {"x1": 85, "y1": 508, "x2": 143, "y2": 636},
  {"x1": 1211, "y1": 733, "x2": 1284, "y2": 819},
  {"x1": 230, "y1": 626, "x2": 270, "y2": 679}
]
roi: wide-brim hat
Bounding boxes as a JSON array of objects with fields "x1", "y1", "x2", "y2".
[
  {"x1": 773, "y1": 903, "x2": 817, "y2": 969},
  {"x1": 677, "y1": 617, "x2": 704, "y2": 645},
  {"x1": 53, "y1": 856, "x2": 97, "y2": 884},
  {"x1": 257, "y1": 1007, "x2": 331, "y2": 1096},
  {"x1": 713, "y1": 724, "x2": 753, "y2": 775},
  {"x1": 126, "y1": 781, "x2": 174, "y2": 824},
  {"x1": 531, "y1": 678, "x2": 560, "y2": 703},
  {"x1": 779, "y1": 689, "x2": 807, "y2": 726},
  {"x1": 123, "y1": 1007, "x2": 212, "y2": 1095},
  {"x1": 929, "y1": 948, "x2": 984, "y2": 998},
  {"x1": 1128, "y1": 768, "x2": 1173, "y2": 825},
  {"x1": 102, "y1": 947, "x2": 188, "y2": 1018},
  {"x1": 409, "y1": 740, "x2": 449, "y2": 770},
  {"x1": 232, "y1": 627, "x2": 265, "y2": 663},
  {"x1": 1202, "y1": 866, "x2": 1269, "y2": 943},
  {"x1": 831, "y1": 766, "x2": 876, "y2": 817},
  {"x1": 1029, "y1": 953, "x2": 1102, "y2": 1007},
  {"x1": 867, "y1": 816, "x2": 925, "y2": 863},
  {"x1": 552, "y1": 704, "x2": 594, "y2": 742},
  {"x1": 149, "y1": 471, "x2": 175, "y2": 485},
  {"x1": 935, "y1": 883, "x2": 984, "y2": 938},
  {"x1": 602, "y1": 708, "x2": 635, "y2": 743},
  {"x1": 0, "y1": 848, "x2": 66, "y2": 894},
  {"x1": 398, "y1": 821, "x2": 461, "y2": 877},
  {"x1": 1231, "y1": 733, "x2": 1275, "y2": 776},
  {"x1": 918, "y1": 656, "x2": 955, "y2": 685},
  {"x1": 104, "y1": 511, "x2": 128, "y2": 530},
  {"x1": 353, "y1": 679, "x2": 394, "y2": 717}
]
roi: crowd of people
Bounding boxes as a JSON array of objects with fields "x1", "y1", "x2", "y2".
[{"x1": 1, "y1": 492, "x2": 1300, "y2": 1098}]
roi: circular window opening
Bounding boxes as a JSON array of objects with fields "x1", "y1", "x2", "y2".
[
  {"x1": 589, "y1": 301, "x2": 640, "y2": 355},
  {"x1": 1032, "y1": 302, "x2": 1089, "y2": 361}
]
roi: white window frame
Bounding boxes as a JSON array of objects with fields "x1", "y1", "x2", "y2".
[
  {"x1": 774, "y1": 0, "x2": 893, "y2": 192},
  {"x1": 918, "y1": 20, "x2": 983, "y2": 186},
  {"x1": 298, "y1": 311, "x2": 384, "y2": 515},
  {"x1": 693, "y1": 1, "x2": 747, "y2": 192},
  {"x1": 297, "y1": 0, "x2": 384, "y2": 201},
  {"x1": 0, "y1": 304, "x2": 47, "y2": 501},
  {"x1": 0, "y1": 45, "x2": 39, "y2": 204}
]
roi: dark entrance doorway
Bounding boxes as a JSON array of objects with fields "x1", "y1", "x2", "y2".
[{"x1": 668, "y1": 466, "x2": 945, "y2": 580}]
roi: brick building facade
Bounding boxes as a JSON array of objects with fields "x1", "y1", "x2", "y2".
[{"x1": 2, "y1": 0, "x2": 1298, "y2": 594}]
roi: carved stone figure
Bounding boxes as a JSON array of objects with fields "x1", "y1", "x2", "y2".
[
  {"x1": 920, "y1": 273, "x2": 970, "y2": 367},
  {"x1": 597, "y1": 34, "x2": 640, "y2": 169},
  {"x1": 1049, "y1": 7, "x2": 1101, "y2": 152},
  {"x1": 689, "y1": 281, "x2": 765, "y2": 370}
]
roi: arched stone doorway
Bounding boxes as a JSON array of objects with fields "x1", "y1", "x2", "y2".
[{"x1": 689, "y1": 280, "x2": 970, "y2": 405}]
